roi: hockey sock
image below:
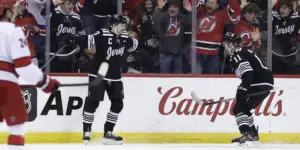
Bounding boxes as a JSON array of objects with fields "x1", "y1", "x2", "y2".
[
  {"x1": 82, "y1": 100, "x2": 100, "y2": 132},
  {"x1": 104, "y1": 111, "x2": 119, "y2": 135},
  {"x1": 104, "y1": 99, "x2": 123, "y2": 135},
  {"x1": 8, "y1": 124, "x2": 25, "y2": 150},
  {"x1": 235, "y1": 112, "x2": 250, "y2": 133},
  {"x1": 83, "y1": 111, "x2": 94, "y2": 132},
  {"x1": 248, "y1": 115, "x2": 255, "y2": 132}
]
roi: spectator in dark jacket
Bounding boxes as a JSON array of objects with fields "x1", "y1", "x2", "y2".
[
  {"x1": 153, "y1": 0, "x2": 192, "y2": 73},
  {"x1": 134, "y1": 0, "x2": 160, "y2": 72}
]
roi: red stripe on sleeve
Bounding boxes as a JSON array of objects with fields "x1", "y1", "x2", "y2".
[{"x1": 13, "y1": 56, "x2": 31, "y2": 68}]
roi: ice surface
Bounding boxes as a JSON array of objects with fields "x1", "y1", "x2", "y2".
[{"x1": 0, "y1": 144, "x2": 300, "y2": 150}]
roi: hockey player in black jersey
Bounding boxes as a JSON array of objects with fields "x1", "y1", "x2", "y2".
[
  {"x1": 64, "y1": 14, "x2": 138, "y2": 145},
  {"x1": 222, "y1": 33, "x2": 274, "y2": 146}
]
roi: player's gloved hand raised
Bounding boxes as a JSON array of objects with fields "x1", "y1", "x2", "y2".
[
  {"x1": 37, "y1": 75, "x2": 60, "y2": 93},
  {"x1": 236, "y1": 85, "x2": 248, "y2": 102}
]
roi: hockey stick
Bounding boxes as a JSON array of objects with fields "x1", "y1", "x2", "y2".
[
  {"x1": 191, "y1": 89, "x2": 282, "y2": 106},
  {"x1": 41, "y1": 45, "x2": 67, "y2": 69},
  {"x1": 41, "y1": 45, "x2": 80, "y2": 70},
  {"x1": 21, "y1": 62, "x2": 109, "y2": 88},
  {"x1": 58, "y1": 62, "x2": 109, "y2": 87}
]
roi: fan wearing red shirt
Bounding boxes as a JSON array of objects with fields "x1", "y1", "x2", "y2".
[
  {"x1": 195, "y1": 0, "x2": 241, "y2": 74},
  {"x1": 14, "y1": 0, "x2": 44, "y2": 66},
  {"x1": 232, "y1": 1, "x2": 262, "y2": 50}
]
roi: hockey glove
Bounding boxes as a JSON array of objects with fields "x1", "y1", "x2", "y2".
[
  {"x1": 37, "y1": 75, "x2": 60, "y2": 93},
  {"x1": 61, "y1": 34, "x2": 75, "y2": 46},
  {"x1": 236, "y1": 85, "x2": 248, "y2": 102}
]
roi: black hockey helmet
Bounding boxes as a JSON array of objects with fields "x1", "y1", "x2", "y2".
[
  {"x1": 223, "y1": 32, "x2": 242, "y2": 45},
  {"x1": 110, "y1": 14, "x2": 128, "y2": 25},
  {"x1": 223, "y1": 32, "x2": 242, "y2": 56}
]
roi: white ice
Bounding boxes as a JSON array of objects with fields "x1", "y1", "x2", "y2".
[{"x1": 0, "y1": 144, "x2": 300, "y2": 150}]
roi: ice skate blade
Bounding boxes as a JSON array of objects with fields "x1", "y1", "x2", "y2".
[
  {"x1": 232, "y1": 142, "x2": 240, "y2": 147},
  {"x1": 102, "y1": 138, "x2": 123, "y2": 145},
  {"x1": 252, "y1": 141, "x2": 260, "y2": 147},
  {"x1": 239, "y1": 141, "x2": 256, "y2": 148},
  {"x1": 83, "y1": 140, "x2": 89, "y2": 145}
]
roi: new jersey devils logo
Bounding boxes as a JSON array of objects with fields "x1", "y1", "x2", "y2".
[
  {"x1": 198, "y1": 16, "x2": 217, "y2": 33},
  {"x1": 167, "y1": 24, "x2": 181, "y2": 36},
  {"x1": 240, "y1": 32, "x2": 251, "y2": 47},
  {"x1": 21, "y1": 90, "x2": 32, "y2": 113}
]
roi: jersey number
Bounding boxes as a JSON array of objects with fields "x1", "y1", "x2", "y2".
[
  {"x1": 232, "y1": 54, "x2": 242, "y2": 63},
  {"x1": 19, "y1": 38, "x2": 28, "y2": 48}
]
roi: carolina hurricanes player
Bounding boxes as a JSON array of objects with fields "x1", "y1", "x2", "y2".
[{"x1": 0, "y1": 3, "x2": 60, "y2": 150}]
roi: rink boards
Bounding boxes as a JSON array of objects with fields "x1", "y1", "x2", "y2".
[{"x1": 0, "y1": 74, "x2": 300, "y2": 143}]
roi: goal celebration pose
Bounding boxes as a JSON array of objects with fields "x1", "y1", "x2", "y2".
[{"x1": 222, "y1": 33, "x2": 274, "y2": 146}]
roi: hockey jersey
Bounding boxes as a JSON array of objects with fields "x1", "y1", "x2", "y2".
[
  {"x1": 232, "y1": 18, "x2": 261, "y2": 50},
  {"x1": 74, "y1": 29, "x2": 138, "y2": 80},
  {"x1": 0, "y1": 22, "x2": 43, "y2": 84},
  {"x1": 50, "y1": 5, "x2": 84, "y2": 53},
  {"x1": 27, "y1": 0, "x2": 83, "y2": 29},
  {"x1": 272, "y1": 10, "x2": 300, "y2": 56},
  {"x1": 14, "y1": 10, "x2": 39, "y2": 58},
  {"x1": 229, "y1": 48, "x2": 273, "y2": 88},
  {"x1": 196, "y1": 0, "x2": 241, "y2": 55}
]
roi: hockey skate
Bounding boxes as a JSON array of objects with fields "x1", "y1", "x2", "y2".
[
  {"x1": 251, "y1": 126, "x2": 260, "y2": 146},
  {"x1": 102, "y1": 131, "x2": 123, "y2": 145},
  {"x1": 83, "y1": 131, "x2": 91, "y2": 145},
  {"x1": 232, "y1": 132, "x2": 256, "y2": 147}
]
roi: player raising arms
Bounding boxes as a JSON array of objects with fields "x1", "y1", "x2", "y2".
[
  {"x1": 222, "y1": 33, "x2": 274, "y2": 147},
  {"x1": 0, "y1": 2, "x2": 60, "y2": 150},
  {"x1": 63, "y1": 14, "x2": 138, "y2": 145}
]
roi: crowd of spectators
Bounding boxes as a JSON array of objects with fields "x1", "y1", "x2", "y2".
[{"x1": 2, "y1": 0, "x2": 300, "y2": 74}]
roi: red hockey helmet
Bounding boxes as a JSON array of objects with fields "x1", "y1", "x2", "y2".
[{"x1": 0, "y1": 0, "x2": 16, "y2": 17}]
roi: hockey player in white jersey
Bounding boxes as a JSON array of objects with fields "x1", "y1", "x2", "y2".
[{"x1": 0, "y1": 4, "x2": 60, "y2": 150}]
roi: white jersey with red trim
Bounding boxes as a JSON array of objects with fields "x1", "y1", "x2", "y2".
[{"x1": 0, "y1": 22, "x2": 43, "y2": 84}]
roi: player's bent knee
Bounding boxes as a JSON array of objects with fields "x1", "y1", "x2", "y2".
[
  {"x1": 110, "y1": 99, "x2": 123, "y2": 113},
  {"x1": 233, "y1": 103, "x2": 252, "y2": 116},
  {"x1": 83, "y1": 99, "x2": 100, "y2": 113},
  {"x1": 233, "y1": 104, "x2": 241, "y2": 116}
]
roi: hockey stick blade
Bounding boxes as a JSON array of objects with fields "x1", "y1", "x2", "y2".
[
  {"x1": 191, "y1": 91, "x2": 203, "y2": 105},
  {"x1": 59, "y1": 62, "x2": 109, "y2": 87}
]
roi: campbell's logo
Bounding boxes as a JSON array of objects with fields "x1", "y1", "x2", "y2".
[{"x1": 158, "y1": 87, "x2": 283, "y2": 122}]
